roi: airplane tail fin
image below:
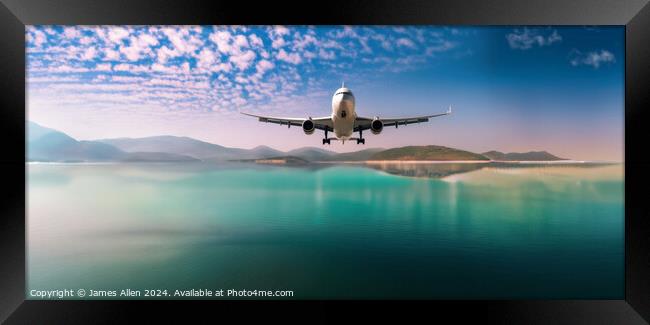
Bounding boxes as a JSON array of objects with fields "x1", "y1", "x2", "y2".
[{"x1": 447, "y1": 105, "x2": 452, "y2": 114}]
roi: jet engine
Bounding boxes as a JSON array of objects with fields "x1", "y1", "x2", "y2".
[
  {"x1": 302, "y1": 119, "x2": 315, "y2": 135},
  {"x1": 370, "y1": 118, "x2": 383, "y2": 135}
]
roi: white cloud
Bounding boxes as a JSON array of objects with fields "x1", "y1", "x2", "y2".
[
  {"x1": 318, "y1": 48, "x2": 335, "y2": 60},
  {"x1": 268, "y1": 26, "x2": 290, "y2": 49},
  {"x1": 212, "y1": 62, "x2": 232, "y2": 73},
  {"x1": 119, "y1": 35, "x2": 158, "y2": 62},
  {"x1": 303, "y1": 51, "x2": 316, "y2": 60},
  {"x1": 506, "y1": 28, "x2": 562, "y2": 50},
  {"x1": 235, "y1": 75, "x2": 249, "y2": 84},
  {"x1": 95, "y1": 63, "x2": 112, "y2": 71},
  {"x1": 234, "y1": 35, "x2": 249, "y2": 49},
  {"x1": 293, "y1": 34, "x2": 317, "y2": 50},
  {"x1": 276, "y1": 49, "x2": 301, "y2": 64},
  {"x1": 210, "y1": 31, "x2": 232, "y2": 54},
  {"x1": 272, "y1": 26, "x2": 289, "y2": 36},
  {"x1": 79, "y1": 36, "x2": 95, "y2": 45},
  {"x1": 138, "y1": 33, "x2": 159, "y2": 47},
  {"x1": 113, "y1": 63, "x2": 150, "y2": 73},
  {"x1": 396, "y1": 38, "x2": 416, "y2": 49},
  {"x1": 81, "y1": 47, "x2": 97, "y2": 60},
  {"x1": 249, "y1": 34, "x2": 264, "y2": 47},
  {"x1": 370, "y1": 34, "x2": 392, "y2": 51},
  {"x1": 229, "y1": 50, "x2": 256, "y2": 70},
  {"x1": 103, "y1": 48, "x2": 120, "y2": 61},
  {"x1": 63, "y1": 27, "x2": 80, "y2": 39},
  {"x1": 47, "y1": 65, "x2": 90, "y2": 73},
  {"x1": 197, "y1": 48, "x2": 216, "y2": 69},
  {"x1": 28, "y1": 26, "x2": 473, "y2": 125},
  {"x1": 162, "y1": 28, "x2": 199, "y2": 55},
  {"x1": 569, "y1": 49, "x2": 615, "y2": 68},
  {"x1": 255, "y1": 59, "x2": 275, "y2": 75},
  {"x1": 156, "y1": 46, "x2": 179, "y2": 64},
  {"x1": 271, "y1": 37, "x2": 286, "y2": 49},
  {"x1": 425, "y1": 41, "x2": 455, "y2": 55},
  {"x1": 113, "y1": 63, "x2": 131, "y2": 72},
  {"x1": 108, "y1": 27, "x2": 130, "y2": 43},
  {"x1": 32, "y1": 30, "x2": 47, "y2": 47}
]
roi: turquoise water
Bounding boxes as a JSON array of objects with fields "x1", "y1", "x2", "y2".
[{"x1": 27, "y1": 162, "x2": 624, "y2": 299}]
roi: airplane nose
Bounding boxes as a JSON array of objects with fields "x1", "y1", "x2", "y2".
[{"x1": 339, "y1": 96, "x2": 353, "y2": 107}]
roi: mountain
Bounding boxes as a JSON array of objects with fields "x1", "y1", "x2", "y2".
[
  {"x1": 482, "y1": 150, "x2": 566, "y2": 161},
  {"x1": 28, "y1": 122, "x2": 203, "y2": 162},
  {"x1": 98, "y1": 137, "x2": 286, "y2": 161},
  {"x1": 28, "y1": 120, "x2": 59, "y2": 142},
  {"x1": 370, "y1": 145, "x2": 489, "y2": 161},
  {"x1": 28, "y1": 121, "x2": 568, "y2": 163},
  {"x1": 286, "y1": 147, "x2": 336, "y2": 161},
  {"x1": 243, "y1": 145, "x2": 285, "y2": 159},
  {"x1": 121, "y1": 152, "x2": 200, "y2": 162},
  {"x1": 28, "y1": 121, "x2": 125, "y2": 162},
  {"x1": 328, "y1": 148, "x2": 385, "y2": 161},
  {"x1": 98, "y1": 136, "x2": 242, "y2": 160}
]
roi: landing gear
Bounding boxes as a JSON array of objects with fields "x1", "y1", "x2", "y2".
[
  {"x1": 323, "y1": 129, "x2": 331, "y2": 145},
  {"x1": 356, "y1": 129, "x2": 365, "y2": 145}
]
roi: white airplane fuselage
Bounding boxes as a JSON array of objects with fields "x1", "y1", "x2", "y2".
[{"x1": 330, "y1": 87, "x2": 356, "y2": 139}]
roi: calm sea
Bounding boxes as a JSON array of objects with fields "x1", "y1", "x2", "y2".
[{"x1": 27, "y1": 162, "x2": 624, "y2": 299}]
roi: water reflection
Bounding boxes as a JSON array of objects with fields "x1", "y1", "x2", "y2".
[
  {"x1": 27, "y1": 162, "x2": 624, "y2": 299},
  {"x1": 362, "y1": 161, "x2": 620, "y2": 179}
]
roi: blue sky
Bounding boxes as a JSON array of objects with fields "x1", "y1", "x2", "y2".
[{"x1": 26, "y1": 26, "x2": 624, "y2": 160}]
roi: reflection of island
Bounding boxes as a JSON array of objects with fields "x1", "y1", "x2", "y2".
[
  {"x1": 366, "y1": 162, "x2": 487, "y2": 178},
  {"x1": 29, "y1": 120, "x2": 612, "y2": 180},
  {"x1": 365, "y1": 161, "x2": 620, "y2": 179}
]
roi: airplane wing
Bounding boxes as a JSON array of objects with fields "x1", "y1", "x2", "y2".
[
  {"x1": 240, "y1": 111, "x2": 333, "y2": 131},
  {"x1": 354, "y1": 106, "x2": 452, "y2": 131}
]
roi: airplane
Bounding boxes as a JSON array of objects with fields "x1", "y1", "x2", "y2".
[{"x1": 241, "y1": 83, "x2": 452, "y2": 145}]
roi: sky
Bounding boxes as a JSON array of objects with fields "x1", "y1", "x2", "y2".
[{"x1": 26, "y1": 26, "x2": 624, "y2": 161}]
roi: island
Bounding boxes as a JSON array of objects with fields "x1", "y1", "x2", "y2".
[
  {"x1": 232, "y1": 156, "x2": 310, "y2": 165},
  {"x1": 369, "y1": 145, "x2": 490, "y2": 161},
  {"x1": 482, "y1": 150, "x2": 566, "y2": 161}
]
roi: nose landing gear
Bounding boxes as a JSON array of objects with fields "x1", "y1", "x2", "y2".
[
  {"x1": 355, "y1": 129, "x2": 365, "y2": 144},
  {"x1": 323, "y1": 129, "x2": 331, "y2": 145}
]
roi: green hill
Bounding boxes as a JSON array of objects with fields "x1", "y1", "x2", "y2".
[
  {"x1": 370, "y1": 145, "x2": 489, "y2": 161},
  {"x1": 482, "y1": 150, "x2": 566, "y2": 161}
]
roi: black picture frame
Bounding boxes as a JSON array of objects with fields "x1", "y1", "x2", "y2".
[{"x1": 1, "y1": 0, "x2": 649, "y2": 323}]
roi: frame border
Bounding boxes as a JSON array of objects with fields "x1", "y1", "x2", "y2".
[{"x1": 1, "y1": 0, "x2": 649, "y2": 323}]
